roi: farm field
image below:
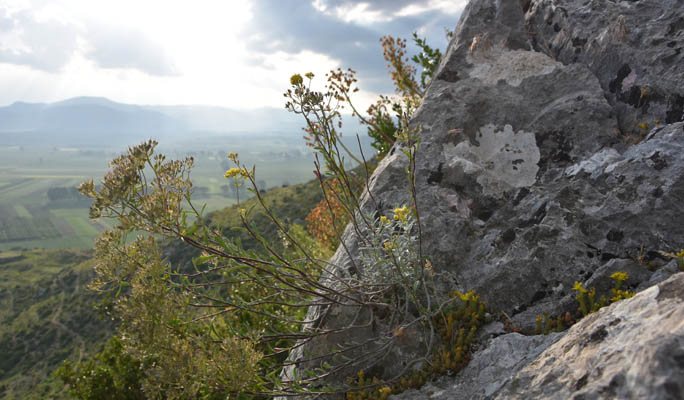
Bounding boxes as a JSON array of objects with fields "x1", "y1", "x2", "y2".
[{"x1": 0, "y1": 132, "x2": 354, "y2": 250}]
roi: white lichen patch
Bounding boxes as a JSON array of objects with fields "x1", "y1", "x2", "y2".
[
  {"x1": 445, "y1": 124, "x2": 540, "y2": 198},
  {"x1": 467, "y1": 48, "x2": 559, "y2": 87}
]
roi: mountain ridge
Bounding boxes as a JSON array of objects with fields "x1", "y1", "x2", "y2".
[{"x1": 0, "y1": 96, "x2": 363, "y2": 147}]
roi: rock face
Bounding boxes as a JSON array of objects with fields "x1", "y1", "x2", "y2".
[
  {"x1": 495, "y1": 272, "x2": 684, "y2": 400},
  {"x1": 390, "y1": 332, "x2": 564, "y2": 400},
  {"x1": 284, "y1": 0, "x2": 684, "y2": 395},
  {"x1": 391, "y1": 272, "x2": 684, "y2": 400}
]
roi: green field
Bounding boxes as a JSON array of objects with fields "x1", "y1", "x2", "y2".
[{"x1": 0, "y1": 135, "x2": 336, "y2": 250}]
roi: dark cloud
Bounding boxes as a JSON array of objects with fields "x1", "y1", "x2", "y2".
[
  {"x1": 0, "y1": 6, "x2": 177, "y2": 76},
  {"x1": 85, "y1": 26, "x2": 179, "y2": 76},
  {"x1": 245, "y1": 0, "x2": 462, "y2": 93}
]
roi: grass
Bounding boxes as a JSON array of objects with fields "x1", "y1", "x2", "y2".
[
  {"x1": 50, "y1": 209, "x2": 101, "y2": 237},
  {"x1": 13, "y1": 205, "x2": 31, "y2": 218}
]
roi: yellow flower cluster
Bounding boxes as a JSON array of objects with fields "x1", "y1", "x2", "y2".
[
  {"x1": 290, "y1": 74, "x2": 303, "y2": 85},
  {"x1": 224, "y1": 168, "x2": 250, "y2": 179},
  {"x1": 609, "y1": 271, "x2": 628, "y2": 283},
  {"x1": 378, "y1": 387, "x2": 392, "y2": 394},
  {"x1": 393, "y1": 205, "x2": 410, "y2": 223},
  {"x1": 228, "y1": 152, "x2": 239, "y2": 162},
  {"x1": 379, "y1": 215, "x2": 390, "y2": 225},
  {"x1": 572, "y1": 281, "x2": 587, "y2": 294}
]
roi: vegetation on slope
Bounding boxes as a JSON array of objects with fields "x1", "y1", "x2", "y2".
[
  {"x1": 0, "y1": 175, "x2": 330, "y2": 399},
  {"x1": 56, "y1": 30, "x2": 447, "y2": 399},
  {"x1": 0, "y1": 249, "x2": 114, "y2": 399}
]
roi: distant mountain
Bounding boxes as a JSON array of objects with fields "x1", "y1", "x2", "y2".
[
  {"x1": 0, "y1": 97, "x2": 187, "y2": 147},
  {"x1": 144, "y1": 104, "x2": 304, "y2": 134},
  {"x1": 0, "y1": 97, "x2": 365, "y2": 148}
]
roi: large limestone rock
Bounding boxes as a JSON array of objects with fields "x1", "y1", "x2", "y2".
[
  {"x1": 495, "y1": 272, "x2": 684, "y2": 400},
  {"x1": 391, "y1": 272, "x2": 684, "y2": 400},
  {"x1": 284, "y1": 0, "x2": 684, "y2": 392}
]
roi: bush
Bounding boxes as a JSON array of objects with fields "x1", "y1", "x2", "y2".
[{"x1": 69, "y1": 31, "x2": 457, "y2": 398}]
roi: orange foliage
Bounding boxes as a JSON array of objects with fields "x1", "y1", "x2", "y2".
[
  {"x1": 305, "y1": 179, "x2": 348, "y2": 251},
  {"x1": 379, "y1": 35, "x2": 421, "y2": 98}
]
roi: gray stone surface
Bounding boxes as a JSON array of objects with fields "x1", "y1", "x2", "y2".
[
  {"x1": 525, "y1": 0, "x2": 684, "y2": 128},
  {"x1": 283, "y1": 0, "x2": 684, "y2": 394},
  {"x1": 390, "y1": 332, "x2": 563, "y2": 400},
  {"x1": 391, "y1": 272, "x2": 684, "y2": 400},
  {"x1": 495, "y1": 272, "x2": 684, "y2": 400}
]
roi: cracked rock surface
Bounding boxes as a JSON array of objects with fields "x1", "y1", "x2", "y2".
[
  {"x1": 284, "y1": 0, "x2": 684, "y2": 393},
  {"x1": 391, "y1": 273, "x2": 684, "y2": 400}
]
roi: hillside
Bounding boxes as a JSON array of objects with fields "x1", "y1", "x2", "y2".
[
  {"x1": 0, "y1": 249, "x2": 114, "y2": 399},
  {"x1": 0, "y1": 176, "x2": 327, "y2": 399}
]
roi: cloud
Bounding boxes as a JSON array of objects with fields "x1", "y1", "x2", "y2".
[
  {"x1": 0, "y1": 4, "x2": 178, "y2": 76},
  {"x1": 0, "y1": 7, "x2": 79, "y2": 72},
  {"x1": 84, "y1": 25, "x2": 179, "y2": 76},
  {"x1": 313, "y1": 0, "x2": 458, "y2": 16},
  {"x1": 244, "y1": 0, "x2": 464, "y2": 93}
]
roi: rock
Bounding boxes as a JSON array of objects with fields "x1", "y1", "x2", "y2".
[
  {"x1": 642, "y1": 259, "x2": 682, "y2": 290},
  {"x1": 393, "y1": 272, "x2": 684, "y2": 400},
  {"x1": 282, "y1": 0, "x2": 684, "y2": 392},
  {"x1": 525, "y1": 0, "x2": 684, "y2": 127},
  {"x1": 390, "y1": 332, "x2": 564, "y2": 400},
  {"x1": 495, "y1": 272, "x2": 684, "y2": 400}
]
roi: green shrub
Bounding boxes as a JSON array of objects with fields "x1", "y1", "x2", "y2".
[{"x1": 68, "y1": 30, "x2": 456, "y2": 398}]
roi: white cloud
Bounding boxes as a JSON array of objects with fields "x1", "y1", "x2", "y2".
[
  {"x1": 0, "y1": 0, "x2": 462, "y2": 109},
  {"x1": 85, "y1": 25, "x2": 179, "y2": 76},
  {"x1": 396, "y1": 0, "x2": 466, "y2": 17},
  {"x1": 332, "y1": 3, "x2": 393, "y2": 24}
]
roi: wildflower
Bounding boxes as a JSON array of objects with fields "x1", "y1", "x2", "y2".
[
  {"x1": 290, "y1": 73, "x2": 304, "y2": 85},
  {"x1": 572, "y1": 281, "x2": 587, "y2": 294},
  {"x1": 379, "y1": 215, "x2": 390, "y2": 225},
  {"x1": 383, "y1": 241, "x2": 395, "y2": 251},
  {"x1": 228, "y1": 152, "x2": 238, "y2": 162},
  {"x1": 305, "y1": 72, "x2": 314, "y2": 79},
  {"x1": 379, "y1": 386, "x2": 392, "y2": 395},
  {"x1": 393, "y1": 205, "x2": 410, "y2": 223},
  {"x1": 610, "y1": 272, "x2": 628, "y2": 283},
  {"x1": 239, "y1": 208, "x2": 246, "y2": 218},
  {"x1": 225, "y1": 168, "x2": 250, "y2": 179},
  {"x1": 675, "y1": 249, "x2": 684, "y2": 258},
  {"x1": 224, "y1": 168, "x2": 241, "y2": 178}
]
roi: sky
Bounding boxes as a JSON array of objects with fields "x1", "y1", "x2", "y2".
[{"x1": 0, "y1": 0, "x2": 466, "y2": 110}]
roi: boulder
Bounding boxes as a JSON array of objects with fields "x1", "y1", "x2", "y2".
[
  {"x1": 391, "y1": 272, "x2": 684, "y2": 400},
  {"x1": 282, "y1": 0, "x2": 684, "y2": 393},
  {"x1": 495, "y1": 272, "x2": 684, "y2": 400},
  {"x1": 390, "y1": 332, "x2": 564, "y2": 400}
]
